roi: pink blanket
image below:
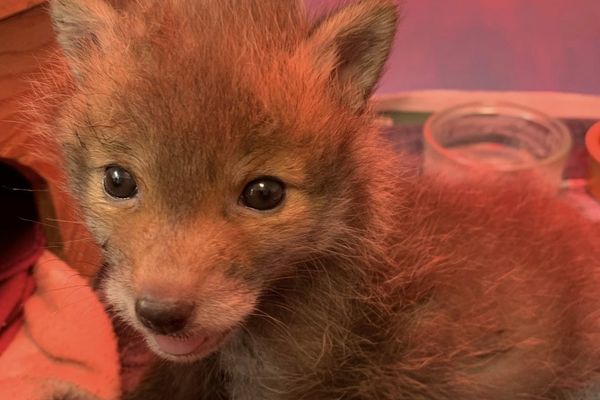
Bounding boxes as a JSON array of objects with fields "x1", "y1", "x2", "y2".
[{"x1": 0, "y1": 250, "x2": 121, "y2": 399}]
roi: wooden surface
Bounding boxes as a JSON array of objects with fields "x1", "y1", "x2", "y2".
[
  {"x1": 0, "y1": 0, "x2": 45, "y2": 21},
  {"x1": 374, "y1": 91, "x2": 600, "y2": 120},
  {"x1": 0, "y1": 5, "x2": 101, "y2": 279}
]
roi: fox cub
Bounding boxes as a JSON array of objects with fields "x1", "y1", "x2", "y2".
[{"x1": 44, "y1": 0, "x2": 600, "y2": 399}]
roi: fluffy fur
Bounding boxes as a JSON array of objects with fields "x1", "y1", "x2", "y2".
[{"x1": 41, "y1": 0, "x2": 600, "y2": 399}]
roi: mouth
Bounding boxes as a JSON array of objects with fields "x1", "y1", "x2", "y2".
[{"x1": 146, "y1": 330, "x2": 232, "y2": 361}]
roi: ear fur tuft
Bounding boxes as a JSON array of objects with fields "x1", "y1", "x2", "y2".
[
  {"x1": 306, "y1": 0, "x2": 399, "y2": 111},
  {"x1": 49, "y1": 0, "x2": 118, "y2": 78}
]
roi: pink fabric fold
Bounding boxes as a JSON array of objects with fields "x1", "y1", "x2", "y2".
[{"x1": 0, "y1": 251, "x2": 121, "y2": 399}]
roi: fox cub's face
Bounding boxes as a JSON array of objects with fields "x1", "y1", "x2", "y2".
[{"x1": 49, "y1": 0, "x2": 396, "y2": 361}]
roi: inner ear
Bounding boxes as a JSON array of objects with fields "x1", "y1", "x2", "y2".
[
  {"x1": 49, "y1": 0, "x2": 119, "y2": 79},
  {"x1": 306, "y1": 0, "x2": 398, "y2": 111}
]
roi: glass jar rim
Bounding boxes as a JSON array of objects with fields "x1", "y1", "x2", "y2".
[{"x1": 423, "y1": 101, "x2": 572, "y2": 172}]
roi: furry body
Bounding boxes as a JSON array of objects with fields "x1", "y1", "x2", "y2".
[
  {"x1": 43, "y1": 0, "x2": 600, "y2": 399},
  {"x1": 128, "y1": 174, "x2": 600, "y2": 400}
]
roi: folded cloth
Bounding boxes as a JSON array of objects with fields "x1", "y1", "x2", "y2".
[
  {"x1": 0, "y1": 224, "x2": 41, "y2": 355},
  {"x1": 0, "y1": 250, "x2": 121, "y2": 399}
]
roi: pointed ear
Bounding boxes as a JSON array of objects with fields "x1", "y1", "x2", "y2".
[
  {"x1": 49, "y1": 0, "x2": 118, "y2": 78},
  {"x1": 305, "y1": 0, "x2": 398, "y2": 111}
]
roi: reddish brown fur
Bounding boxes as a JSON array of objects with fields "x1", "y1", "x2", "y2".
[{"x1": 39, "y1": 0, "x2": 600, "y2": 399}]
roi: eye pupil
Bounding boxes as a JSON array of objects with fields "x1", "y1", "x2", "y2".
[
  {"x1": 109, "y1": 169, "x2": 124, "y2": 186},
  {"x1": 104, "y1": 166, "x2": 138, "y2": 199},
  {"x1": 241, "y1": 178, "x2": 285, "y2": 211}
]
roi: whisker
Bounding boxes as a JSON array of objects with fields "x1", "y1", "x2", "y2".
[
  {"x1": 45, "y1": 217, "x2": 87, "y2": 225},
  {"x1": 1, "y1": 185, "x2": 50, "y2": 192}
]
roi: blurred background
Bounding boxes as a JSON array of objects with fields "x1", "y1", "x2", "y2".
[{"x1": 305, "y1": 0, "x2": 600, "y2": 95}]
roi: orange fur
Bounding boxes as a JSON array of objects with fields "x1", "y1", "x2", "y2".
[{"x1": 37, "y1": 0, "x2": 600, "y2": 399}]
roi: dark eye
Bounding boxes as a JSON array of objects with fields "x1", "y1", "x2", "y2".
[
  {"x1": 104, "y1": 166, "x2": 138, "y2": 199},
  {"x1": 240, "y1": 177, "x2": 285, "y2": 211}
]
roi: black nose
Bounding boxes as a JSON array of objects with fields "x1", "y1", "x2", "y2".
[{"x1": 135, "y1": 298, "x2": 195, "y2": 335}]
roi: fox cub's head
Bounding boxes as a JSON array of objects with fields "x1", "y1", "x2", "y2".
[{"x1": 49, "y1": 0, "x2": 397, "y2": 361}]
